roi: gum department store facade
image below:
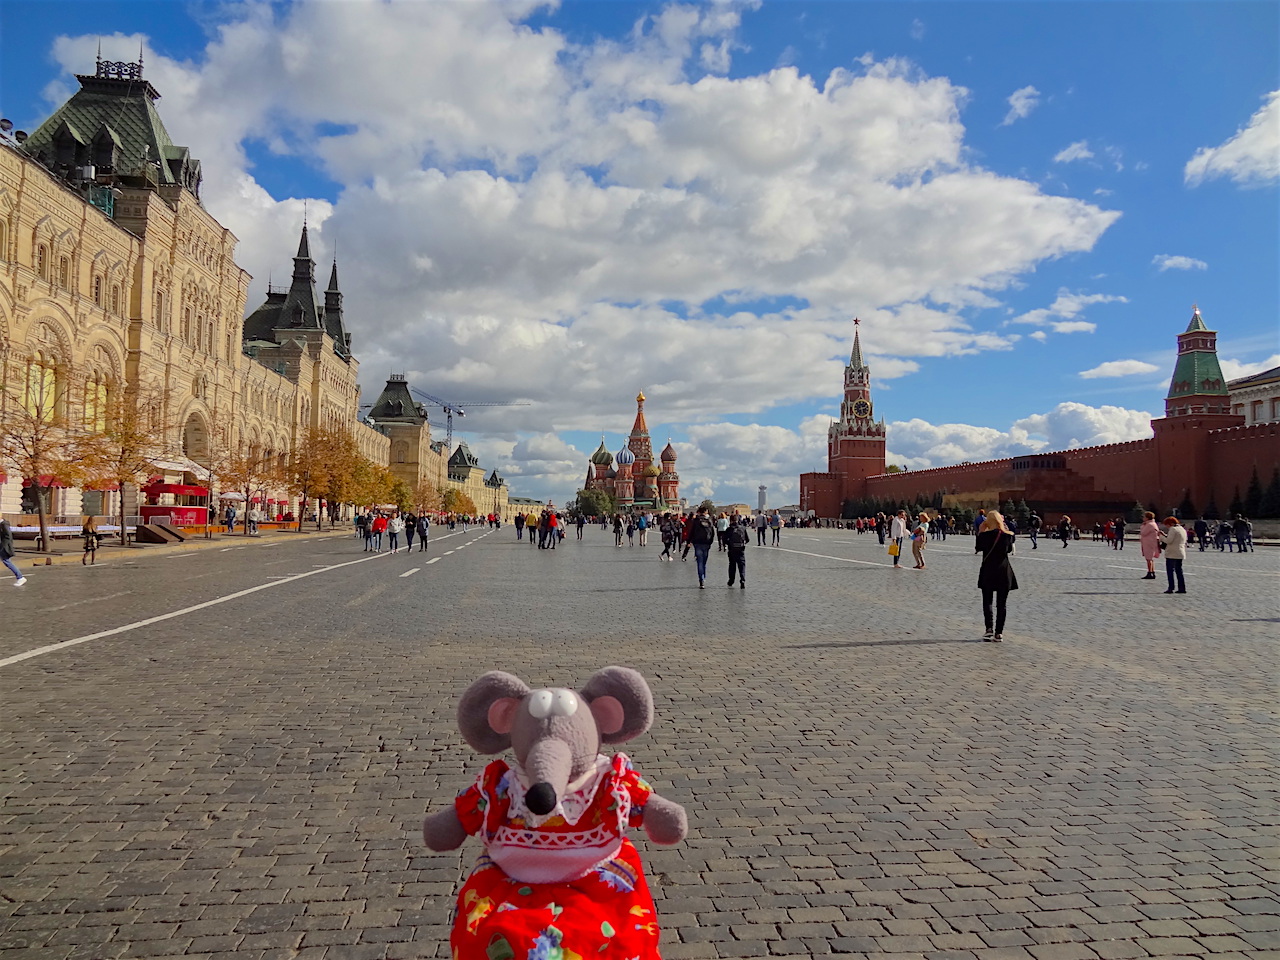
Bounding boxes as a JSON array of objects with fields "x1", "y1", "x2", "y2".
[{"x1": 0, "y1": 57, "x2": 511, "y2": 523}]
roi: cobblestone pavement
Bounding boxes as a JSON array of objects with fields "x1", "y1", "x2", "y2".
[{"x1": 2, "y1": 526, "x2": 1277, "y2": 960}]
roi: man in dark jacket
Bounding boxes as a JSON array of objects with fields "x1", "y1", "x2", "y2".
[
  {"x1": 1193, "y1": 516, "x2": 1210, "y2": 551},
  {"x1": 688, "y1": 506, "x2": 717, "y2": 589},
  {"x1": 1028, "y1": 512, "x2": 1041, "y2": 549},
  {"x1": 724, "y1": 518, "x2": 749, "y2": 589},
  {"x1": 1233, "y1": 515, "x2": 1253, "y2": 553}
]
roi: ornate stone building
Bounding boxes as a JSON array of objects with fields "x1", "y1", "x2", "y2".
[
  {"x1": 583, "y1": 391, "x2": 680, "y2": 511},
  {"x1": 0, "y1": 55, "x2": 511, "y2": 522}
]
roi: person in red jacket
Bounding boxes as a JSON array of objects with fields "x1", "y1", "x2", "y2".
[{"x1": 371, "y1": 513, "x2": 388, "y2": 552}]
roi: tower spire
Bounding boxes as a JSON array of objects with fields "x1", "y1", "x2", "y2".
[{"x1": 850, "y1": 318, "x2": 865, "y2": 368}]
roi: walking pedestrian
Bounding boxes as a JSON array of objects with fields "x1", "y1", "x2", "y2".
[
  {"x1": 975, "y1": 510, "x2": 1018, "y2": 642},
  {"x1": 417, "y1": 513, "x2": 431, "y2": 551},
  {"x1": 371, "y1": 513, "x2": 387, "y2": 552},
  {"x1": 515, "y1": 512, "x2": 525, "y2": 540},
  {"x1": 769, "y1": 509, "x2": 783, "y2": 545},
  {"x1": 688, "y1": 506, "x2": 717, "y2": 588},
  {"x1": 889, "y1": 509, "x2": 907, "y2": 568},
  {"x1": 404, "y1": 512, "x2": 417, "y2": 552},
  {"x1": 577, "y1": 514, "x2": 586, "y2": 540},
  {"x1": 1193, "y1": 515, "x2": 1210, "y2": 551},
  {"x1": 1113, "y1": 516, "x2": 1126, "y2": 549},
  {"x1": 1027, "y1": 511, "x2": 1041, "y2": 549},
  {"x1": 1159, "y1": 517, "x2": 1188, "y2": 593},
  {"x1": 1139, "y1": 511, "x2": 1160, "y2": 580},
  {"x1": 626, "y1": 517, "x2": 636, "y2": 546},
  {"x1": 911, "y1": 511, "x2": 929, "y2": 569},
  {"x1": 362, "y1": 513, "x2": 375, "y2": 551},
  {"x1": 81, "y1": 515, "x2": 99, "y2": 565},
  {"x1": 1, "y1": 518, "x2": 26, "y2": 586},
  {"x1": 388, "y1": 513, "x2": 404, "y2": 553},
  {"x1": 755, "y1": 510, "x2": 768, "y2": 546},
  {"x1": 613, "y1": 514, "x2": 624, "y2": 547},
  {"x1": 1233, "y1": 514, "x2": 1253, "y2": 553},
  {"x1": 715, "y1": 512, "x2": 729, "y2": 552},
  {"x1": 725, "y1": 515, "x2": 749, "y2": 588},
  {"x1": 659, "y1": 514, "x2": 677, "y2": 561},
  {"x1": 1057, "y1": 515, "x2": 1072, "y2": 547}
]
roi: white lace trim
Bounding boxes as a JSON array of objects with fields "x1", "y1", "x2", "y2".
[{"x1": 507, "y1": 754, "x2": 611, "y2": 828}]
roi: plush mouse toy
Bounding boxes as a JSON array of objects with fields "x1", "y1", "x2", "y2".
[{"x1": 423, "y1": 666, "x2": 688, "y2": 960}]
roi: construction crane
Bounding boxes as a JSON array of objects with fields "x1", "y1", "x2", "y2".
[{"x1": 408, "y1": 386, "x2": 530, "y2": 453}]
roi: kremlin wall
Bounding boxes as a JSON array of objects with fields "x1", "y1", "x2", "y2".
[{"x1": 802, "y1": 310, "x2": 1279, "y2": 525}]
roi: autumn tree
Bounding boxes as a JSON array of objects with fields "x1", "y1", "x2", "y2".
[
  {"x1": 285, "y1": 426, "x2": 360, "y2": 530},
  {"x1": 0, "y1": 355, "x2": 92, "y2": 552},
  {"x1": 78, "y1": 379, "x2": 177, "y2": 546},
  {"x1": 221, "y1": 446, "x2": 280, "y2": 535},
  {"x1": 413, "y1": 477, "x2": 444, "y2": 515},
  {"x1": 443, "y1": 488, "x2": 477, "y2": 515}
]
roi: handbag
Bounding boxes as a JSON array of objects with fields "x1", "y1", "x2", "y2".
[{"x1": 887, "y1": 542, "x2": 900, "y2": 557}]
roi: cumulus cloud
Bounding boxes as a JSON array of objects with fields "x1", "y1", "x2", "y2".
[
  {"x1": 1078, "y1": 359, "x2": 1160, "y2": 379},
  {"x1": 1009, "y1": 289, "x2": 1127, "y2": 335},
  {"x1": 883, "y1": 402, "x2": 1154, "y2": 471},
  {"x1": 1185, "y1": 90, "x2": 1280, "y2": 187},
  {"x1": 1153, "y1": 254, "x2": 1208, "y2": 272},
  {"x1": 56, "y1": 5, "x2": 1122, "y2": 500},
  {"x1": 1054, "y1": 140, "x2": 1094, "y2": 163},
  {"x1": 1001, "y1": 85, "x2": 1040, "y2": 126}
]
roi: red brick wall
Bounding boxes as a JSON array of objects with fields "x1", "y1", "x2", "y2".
[{"x1": 1209, "y1": 422, "x2": 1280, "y2": 508}]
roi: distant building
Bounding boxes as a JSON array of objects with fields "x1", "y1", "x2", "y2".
[
  {"x1": 1229, "y1": 365, "x2": 1280, "y2": 426},
  {"x1": 801, "y1": 309, "x2": 1277, "y2": 524},
  {"x1": 1, "y1": 54, "x2": 514, "y2": 521},
  {"x1": 758, "y1": 485, "x2": 767, "y2": 512},
  {"x1": 583, "y1": 392, "x2": 681, "y2": 511}
]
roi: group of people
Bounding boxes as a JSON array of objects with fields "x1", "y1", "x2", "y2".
[
  {"x1": 355, "y1": 510, "x2": 430, "y2": 554},
  {"x1": 516, "y1": 510, "x2": 564, "y2": 548}
]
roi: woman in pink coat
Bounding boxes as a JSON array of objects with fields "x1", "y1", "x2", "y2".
[{"x1": 1139, "y1": 511, "x2": 1160, "y2": 579}]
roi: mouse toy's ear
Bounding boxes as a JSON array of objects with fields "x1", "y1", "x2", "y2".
[
  {"x1": 581, "y1": 666, "x2": 654, "y2": 744},
  {"x1": 457, "y1": 671, "x2": 531, "y2": 753}
]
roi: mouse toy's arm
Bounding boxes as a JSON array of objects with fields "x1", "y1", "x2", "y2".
[
  {"x1": 423, "y1": 806, "x2": 468, "y2": 851},
  {"x1": 641, "y1": 793, "x2": 688, "y2": 845}
]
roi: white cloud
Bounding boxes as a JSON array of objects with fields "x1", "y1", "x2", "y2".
[
  {"x1": 910, "y1": 18, "x2": 926, "y2": 41},
  {"x1": 1001, "y1": 85, "x2": 1040, "y2": 126},
  {"x1": 1153, "y1": 254, "x2": 1208, "y2": 272},
  {"x1": 1185, "y1": 90, "x2": 1280, "y2": 187},
  {"x1": 1054, "y1": 139, "x2": 1094, "y2": 163},
  {"x1": 1009, "y1": 289, "x2": 1127, "y2": 335},
  {"x1": 883, "y1": 402, "x2": 1154, "y2": 470},
  {"x1": 1220, "y1": 353, "x2": 1280, "y2": 382},
  {"x1": 1079, "y1": 359, "x2": 1160, "y2": 379},
  {"x1": 51, "y1": 8, "x2": 1123, "y2": 502}
]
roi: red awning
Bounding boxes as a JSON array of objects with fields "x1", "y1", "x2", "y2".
[
  {"x1": 22, "y1": 475, "x2": 69, "y2": 489},
  {"x1": 142, "y1": 482, "x2": 209, "y2": 497}
]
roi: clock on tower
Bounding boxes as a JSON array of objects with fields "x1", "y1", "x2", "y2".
[{"x1": 853, "y1": 399, "x2": 871, "y2": 419}]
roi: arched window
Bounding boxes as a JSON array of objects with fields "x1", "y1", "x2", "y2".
[
  {"x1": 154, "y1": 291, "x2": 166, "y2": 332},
  {"x1": 93, "y1": 275, "x2": 102, "y2": 305},
  {"x1": 195, "y1": 314, "x2": 204, "y2": 352},
  {"x1": 84, "y1": 369, "x2": 109, "y2": 431},
  {"x1": 36, "y1": 244, "x2": 48, "y2": 279},
  {"x1": 182, "y1": 307, "x2": 191, "y2": 342},
  {"x1": 59, "y1": 256, "x2": 70, "y2": 289},
  {"x1": 110, "y1": 284, "x2": 120, "y2": 314},
  {"x1": 0, "y1": 219, "x2": 8, "y2": 260},
  {"x1": 23, "y1": 352, "x2": 58, "y2": 420}
]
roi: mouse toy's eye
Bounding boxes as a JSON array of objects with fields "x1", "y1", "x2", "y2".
[{"x1": 528, "y1": 689, "x2": 579, "y2": 719}]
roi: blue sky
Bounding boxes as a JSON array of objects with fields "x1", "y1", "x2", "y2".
[{"x1": 3, "y1": 1, "x2": 1276, "y2": 507}]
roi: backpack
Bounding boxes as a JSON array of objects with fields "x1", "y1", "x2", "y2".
[{"x1": 693, "y1": 516, "x2": 716, "y2": 543}]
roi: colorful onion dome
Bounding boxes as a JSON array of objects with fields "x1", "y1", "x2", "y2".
[
  {"x1": 643, "y1": 463, "x2": 661, "y2": 477},
  {"x1": 615, "y1": 446, "x2": 635, "y2": 465},
  {"x1": 660, "y1": 441, "x2": 677, "y2": 461},
  {"x1": 590, "y1": 438, "x2": 614, "y2": 465}
]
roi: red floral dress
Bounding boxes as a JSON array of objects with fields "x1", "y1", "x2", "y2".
[{"x1": 451, "y1": 753, "x2": 661, "y2": 960}]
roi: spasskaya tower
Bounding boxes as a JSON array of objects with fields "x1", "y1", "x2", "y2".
[{"x1": 799, "y1": 319, "x2": 887, "y2": 517}]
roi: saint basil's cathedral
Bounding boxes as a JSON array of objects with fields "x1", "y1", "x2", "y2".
[{"x1": 583, "y1": 392, "x2": 681, "y2": 511}]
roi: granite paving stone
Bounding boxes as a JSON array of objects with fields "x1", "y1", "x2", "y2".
[{"x1": 1, "y1": 528, "x2": 1275, "y2": 959}]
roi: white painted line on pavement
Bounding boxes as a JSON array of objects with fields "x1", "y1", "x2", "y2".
[
  {"x1": 168, "y1": 553, "x2": 194, "y2": 559},
  {"x1": 45, "y1": 591, "x2": 133, "y2": 613},
  {"x1": 426, "y1": 557, "x2": 441, "y2": 564},
  {"x1": 772, "y1": 546, "x2": 884, "y2": 567},
  {"x1": 0, "y1": 550, "x2": 391, "y2": 671},
  {"x1": 400, "y1": 568, "x2": 420, "y2": 578},
  {"x1": 443, "y1": 550, "x2": 454, "y2": 556}
]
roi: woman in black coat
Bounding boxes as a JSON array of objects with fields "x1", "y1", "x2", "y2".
[{"x1": 975, "y1": 510, "x2": 1018, "y2": 642}]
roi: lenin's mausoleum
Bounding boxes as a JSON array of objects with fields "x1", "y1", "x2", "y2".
[{"x1": 800, "y1": 309, "x2": 1279, "y2": 524}]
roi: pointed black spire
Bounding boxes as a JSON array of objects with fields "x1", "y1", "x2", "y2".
[
  {"x1": 296, "y1": 224, "x2": 312, "y2": 260},
  {"x1": 327, "y1": 258, "x2": 340, "y2": 292}
]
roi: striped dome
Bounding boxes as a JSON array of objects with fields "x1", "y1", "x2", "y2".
[
  {"x1": 642, "y1": 464, "x2": 661, "y2": 477},
  {"x1": 615, "y1": 446, "x2": 635, "y2": 465}
]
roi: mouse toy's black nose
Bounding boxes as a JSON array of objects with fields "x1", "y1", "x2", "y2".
[{"x1": 526, "y1": 782, "x2": 557, "y2": 815}]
